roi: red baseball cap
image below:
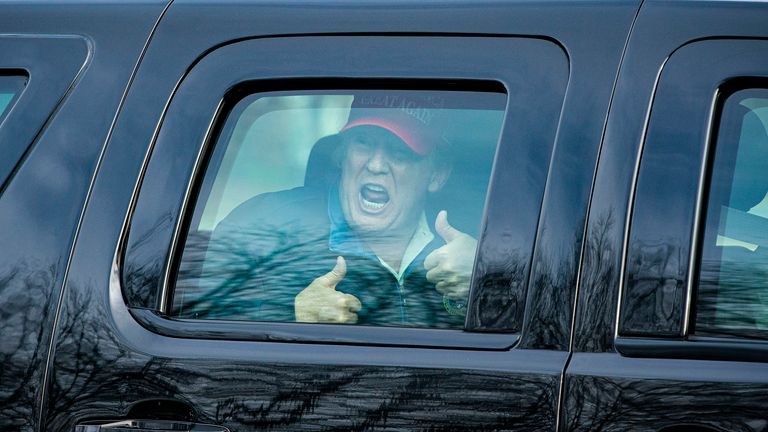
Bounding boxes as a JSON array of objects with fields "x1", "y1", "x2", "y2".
[{"x1": 340, "y1": 92, "x2": 446, "y2": 156}]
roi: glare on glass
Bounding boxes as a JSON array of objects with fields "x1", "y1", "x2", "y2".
[{"x1": 173, "y1": 89, "x2": 506, "y2": 329}]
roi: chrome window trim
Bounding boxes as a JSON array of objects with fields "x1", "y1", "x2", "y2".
[{"x1": 683, "y1": 89, "x2": 721, "y2": 337}]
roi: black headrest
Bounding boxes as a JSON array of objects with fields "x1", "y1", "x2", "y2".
[
  {"x1": 304, "y1": 134, "x2": 342, "y2": 188},
  {"x1": 728, "y1": 109, "x2": 768, "y2": 211}
]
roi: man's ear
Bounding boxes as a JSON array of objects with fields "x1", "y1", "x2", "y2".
[{"x1": 428, "y1": 163, "x2": 451, "y2": 193}]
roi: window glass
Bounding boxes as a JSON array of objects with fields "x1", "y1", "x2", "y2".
[
  {"x1": 172, "y1": 89, "x2": 506, "y2": 329},
  {"x1": 697, "y1": 88, "x2": 768, "y2": 339},
  {"x1": 0, "y1": 74, "x2": 26, "y2": 121}
]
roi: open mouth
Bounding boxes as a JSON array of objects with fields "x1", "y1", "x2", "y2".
[{"x1": 359, "y1": 183, "x2": 390, "y2": 213}]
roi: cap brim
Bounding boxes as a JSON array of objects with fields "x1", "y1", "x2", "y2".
[{"x1": 341, "y1": 118, "x2": 429, "y2": 156}]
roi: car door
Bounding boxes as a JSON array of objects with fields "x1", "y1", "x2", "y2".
[
  {"x1": 566, "y1": 1, "x2": 768, "y2": 430},
  {"x1": 0, "y1": 3, "x2": 168, "y2": 431},
  {"x1": 46, "y1": 1, "x2": 640, "y2": 431}
]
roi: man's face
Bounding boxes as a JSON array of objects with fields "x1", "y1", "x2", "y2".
[{"x1": 339, "y1": 126, "x2": 442, "y2": 237}]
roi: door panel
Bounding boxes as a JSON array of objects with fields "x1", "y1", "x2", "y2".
[
  {"x1": 0, "y1": 3, "x2": 168, "y2": 431},
  {"x1": 568, "y1": 1, "x2": 768, "y2": 430},
  {"x1": 56, "y1": 33, "x2": 569, "y2": 432},
  {"x1": 49, "y1": 1, "x2": 639, "y2": 430}
]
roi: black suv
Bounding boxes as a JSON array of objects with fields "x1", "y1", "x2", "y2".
[{"x1": 2, "y1": 1, "x2": 768, "y2": 431}]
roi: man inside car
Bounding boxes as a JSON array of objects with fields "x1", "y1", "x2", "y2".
[{"x1": 197, "y1": 93, "x2": 479, "y2": 327}]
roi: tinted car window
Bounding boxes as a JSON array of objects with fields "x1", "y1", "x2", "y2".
[
  {"x1": 172, "y1": 89, "x2": 505, "y2": 329},
  {"x1": 0, "y1": 74, "x2": 26, "y2": 121},
  {"x1": 697, "y1": 88, "x2": 768, "y2": 339}
]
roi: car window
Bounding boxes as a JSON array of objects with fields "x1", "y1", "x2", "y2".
[
  {"x1": 696, "y1": 88, "x2": 768, "y2": 340},
  {"x1": 0, "y1": 74, "x2": 26, "y2": 121},
  {"x1": 171, "y1": 89, "x2": 505, "y2": 329}
]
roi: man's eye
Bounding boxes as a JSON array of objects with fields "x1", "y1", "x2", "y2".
[
  {"x1": 351, "y1": 137, "x2": 374, "y2": 150},
  {"x1": 392, "y1": 148, "x2": 417, "y2": 163},
  {"x1": 393, "y1": 150, "x2": 409, "y2": 161}
]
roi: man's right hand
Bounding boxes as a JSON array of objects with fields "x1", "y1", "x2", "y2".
[{"x1": 295, "y1": 256, "x2": 362, "y2": 323}]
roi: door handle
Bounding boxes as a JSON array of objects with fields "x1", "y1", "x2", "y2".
[{"x1": 75, "y1": 419, "x2": 229, "y2": 431}]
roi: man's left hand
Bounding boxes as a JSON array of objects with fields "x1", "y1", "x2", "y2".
[{"x1": 424, "y1": 210, "x2": 477, "y2": 300}]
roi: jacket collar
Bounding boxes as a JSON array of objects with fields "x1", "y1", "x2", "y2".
[{"x1": 327, "y1": 185, "x2": 435, "y2": 279}]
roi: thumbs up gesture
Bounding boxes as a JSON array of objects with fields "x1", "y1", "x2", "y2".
[
  {"x1": 295, "y1": 256, "x2": 362, "y2": 323},
  {"x1": 424, "y1": 210, "x2": 478, "y2": 301}
]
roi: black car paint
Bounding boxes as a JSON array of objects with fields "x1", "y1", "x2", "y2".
[
  {"x1": 568, "y1": 1, "x2": 768, "y2": 430},
  {"x1": 124, "y1": 35, "x2": 567, "y2": 344},
  {"x1": 0, "y1": 2, "x2": 169, "y2": 431},
  {"x1": 0, "y1": 1, "x2": 766, "y2": 431}
]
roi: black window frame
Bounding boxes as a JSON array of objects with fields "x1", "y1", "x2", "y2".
[
  {"x1": 693, "y1": 84, "x2": 768, "y2": 342},
  {"x1": 121, "y1": 35, "x2": 569, "y2": 350},
  {"x1": 617, "y1": 38, "x2": 768, "y2": 362},
  {"x1": 169, "y1": 82, "x2": 507, "y2": 323}
]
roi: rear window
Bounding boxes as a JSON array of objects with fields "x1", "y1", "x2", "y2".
[
  {"x1": 0, "y1": 74, "x2": 26, "y2": 121},
  {"x1": 696, "y1": 88, "x2": 768, "y2": 340}
]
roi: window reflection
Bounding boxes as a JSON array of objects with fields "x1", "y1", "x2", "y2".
[
  {"x1": 174, "y1": 89, "x2": 505, "y2": 329},
  {"x1": 697, "y1": 89, "x2": 768, "y2": 338},
  {"x1": 0, "y1": 74, "x2": 27, "y2": 121}
]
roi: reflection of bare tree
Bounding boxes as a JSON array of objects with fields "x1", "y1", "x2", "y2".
[
  {"x1": 0, "y1": 262, "x2": 56, "y2": 431},
  {"x1": 468, "y1": 247, "x2": 528, "y2": 331},
  {"x1": 622, "y1": 238, "x2": 683, "y2": 334},
  {"x1": 203, "y1": 368, "x2": 557, "y2": 431},
  {"x1": 175, "y1": 222, "x2": 463, "y2": 328},
  {"x1": 45, "y1": 281, "x2": 124, "y2": 424},
  {"x1": 566, "y1": 210, "x2": 768, "y2": 431},
  {"x1": 123, "y1": 211, "x2": 175, "y2": 307},
  {"x1": 563, "y1": 374, "x2": 623, "y2": 431},
  {"x1": 174, "y1": 224, "x2": 330, "y2": 320},
  {"x1": 43, "y1": 278, "x2": 211, "y2": 431},
  {"x1": 564, "y1": 373, "x2": 768, "y2": 431},
  {"x1": 40, "y1": 267, "x2": 560, "y2": 431},
  {"x1": 698, "y1": 257, "x2": 768, "y2": 338},
  {"x1": 28, "y1": 231, "x2": 560, "y2": 431},
  {"x1": 519, "y1": 224, "x2": 583, "y2": 348},
  {"x1": 35, "y1": 263, "x2": 768, "y2": 432},
  {"x1": 573, "y1": 210, "x2": 616, "y2": 351}
]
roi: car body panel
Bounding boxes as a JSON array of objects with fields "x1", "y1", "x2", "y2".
[
  {"x1": 0, "y1": 2, "x2": 169, "y2": 431},
  {"x1": 43, "y1": 1, "x2": 639, "y2": 431}
]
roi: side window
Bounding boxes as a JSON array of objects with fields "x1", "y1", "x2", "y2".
[
  {"x1": 696, "y1": 88, "x2": 768, "y2": 339},
  {"x1": 0, "y1": 74, "x2": 26, "y2": 122},
  {"x1": 619, "y1": 40, "x2": 768, "y2": 343},
  {"x1": 172, "y1": 89, "x2": 505, "y2": 329},
  {"x1": 122, "y1": 36, "x2": 568, "y2": 346}
]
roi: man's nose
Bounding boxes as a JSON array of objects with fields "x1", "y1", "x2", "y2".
[{"x1": 364, "y1": 147, "x2": 390, "y2": 174}]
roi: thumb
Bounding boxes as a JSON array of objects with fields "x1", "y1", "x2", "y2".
[
  {"x1": 322, "y1": 256, "x2": 347, "y2": 287},
  {"x1": 435, "y1": 210, "x2": 460, "y2": 243}
]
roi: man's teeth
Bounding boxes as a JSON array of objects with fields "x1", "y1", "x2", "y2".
[
  {"x1": 360, "y1": 184, "x2": 389, "y2": 210},
  {"x1": 362, "y1": 197, "x2": 386, "y2": 209}
]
